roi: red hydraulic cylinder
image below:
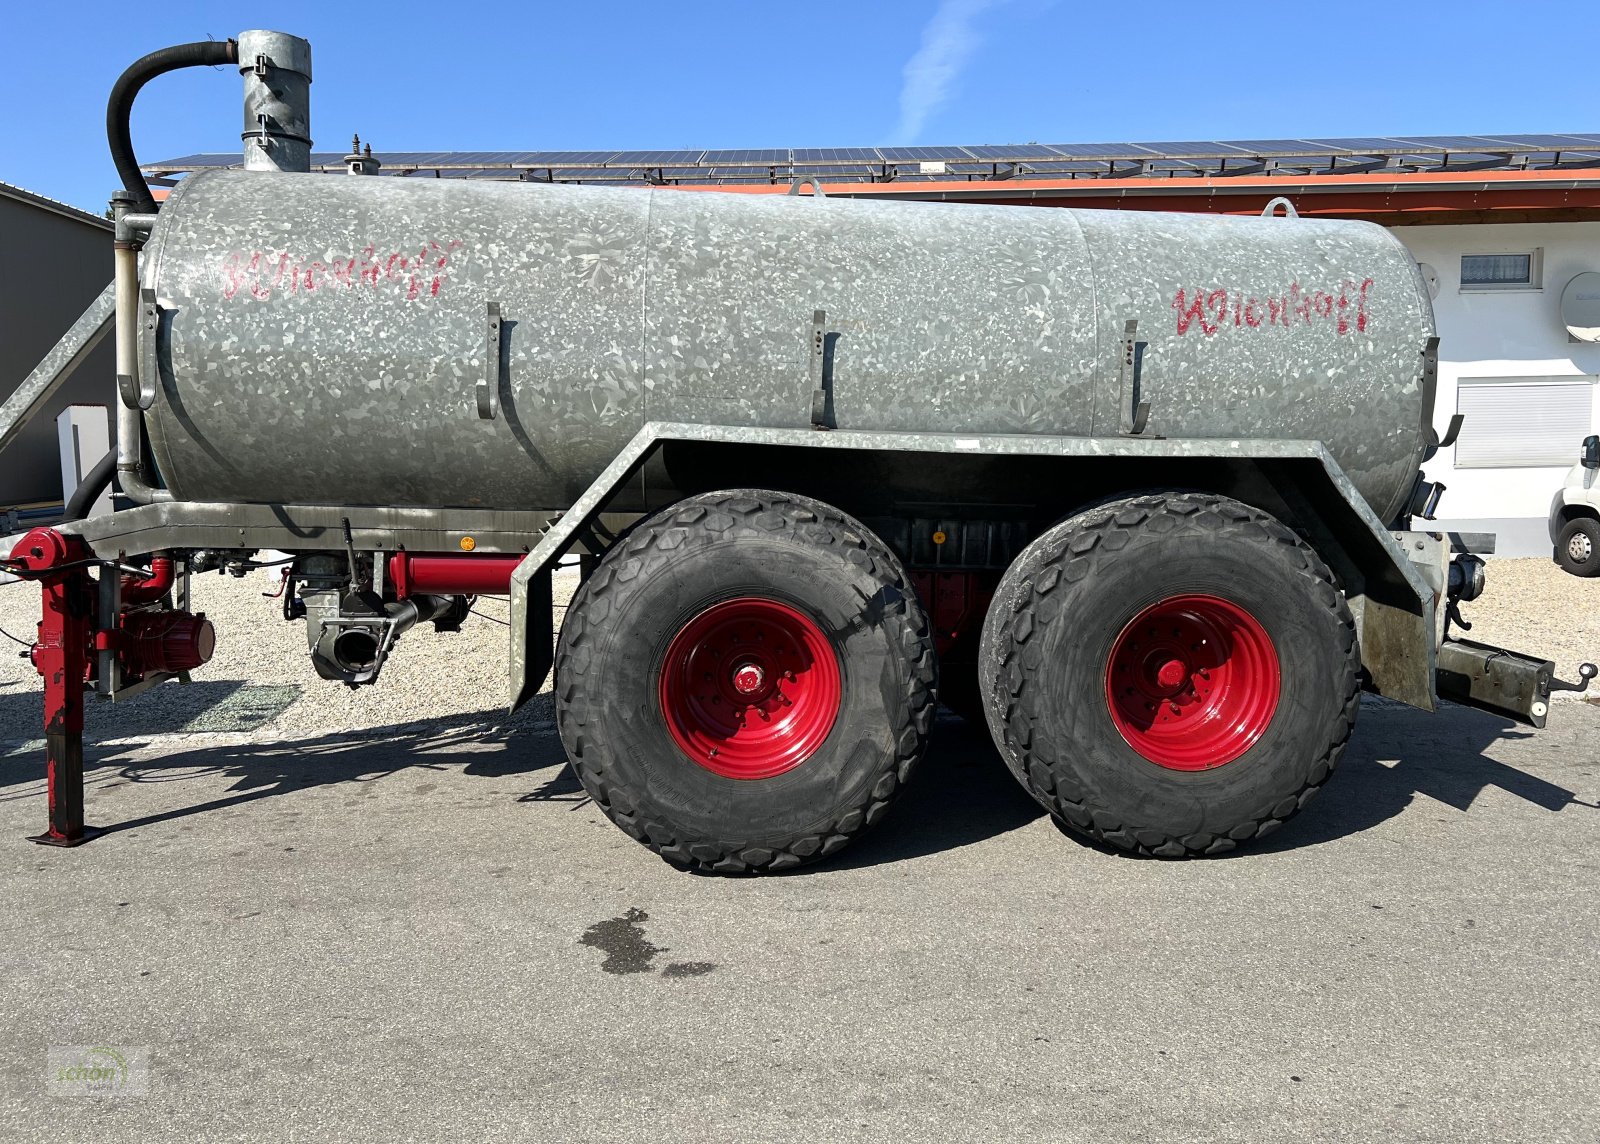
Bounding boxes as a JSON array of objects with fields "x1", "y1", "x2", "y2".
[
  {"x1": 387, "y1": 552, "x2": 520, "y2": 598},
  {"x1": 8, "y1": 528, "x2": 99, "y2": 846}
]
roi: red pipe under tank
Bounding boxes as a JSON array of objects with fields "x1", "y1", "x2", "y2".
[
  {"x1": 121, "y1": 556, "x2": 174, "y2": 605},
  {"x1": 387, "y1": 552, "x2": 521, "y2": 598}
]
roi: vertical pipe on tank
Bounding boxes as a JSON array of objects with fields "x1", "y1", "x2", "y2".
[
  {"x1": 111, "y1": 193, "x2": 169, "y2": 504},
  {"x1": 238, "y1": 30, "x2": 312, "y2": 173}
]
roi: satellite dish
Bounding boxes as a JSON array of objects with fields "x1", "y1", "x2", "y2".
[
  {"x1": 1561, "y1": 272, "x2": 1600, "y2": 342},
  {"x1": 1416, "y1": 262, "x2": 1440, "y2": 300}
]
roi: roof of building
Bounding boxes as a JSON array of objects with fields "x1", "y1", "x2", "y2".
[
  {"x1": 143, "y1": 135, "x2": 1600, "y2": 226},
  {"x1": 146, "y1": 134, "x2": 1600, "y2": 188},
  {"x1": 0, "y1": 181, "x2": 112, "y2": 230}
]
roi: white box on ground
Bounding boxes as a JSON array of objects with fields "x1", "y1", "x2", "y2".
[{"x1": 57, "y1": 405, "x2": 112, "y2": 519}]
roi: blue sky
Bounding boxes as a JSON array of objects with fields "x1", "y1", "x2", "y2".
[{"x1": 3, "y1": 0, "x2": 1594, "y2": 213}]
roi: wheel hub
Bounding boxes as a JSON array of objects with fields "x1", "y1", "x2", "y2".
[
  {"x1": 732, "y1": 662, "x2": 767, "y2": 697},
  {"x1": 1106, "y1": 594, "x2": 1280, "y2": 770},
  {"x1": 658, "y1": 597, "x2": 841, "y2": 779},
  {"x1": 1154, "y1": 658, "x2": 1189, "y2": 690},
  {"x1": 1570, "y1": 532, "x2": 1593, "y2": 563}
]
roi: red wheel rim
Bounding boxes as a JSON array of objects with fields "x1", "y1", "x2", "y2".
[
  {"x1": 658, "y1": 597, "x2": 842, "y2": 779},
  {"x1": 1105, "y1": 594, "x2": 1279, "y2": 770}
]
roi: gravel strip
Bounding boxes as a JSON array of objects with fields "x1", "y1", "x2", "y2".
[
  {"x1": 0, "y1": 556, "x2": 1595, "y2": 751},
  {"x1": 1457, "y1": 557, "x2": 1600, "y2": 686}
]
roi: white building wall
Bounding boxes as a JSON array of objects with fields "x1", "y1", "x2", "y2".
[{"x1": 1392, "y1": 221, "x2": 1600, "y2": 555}]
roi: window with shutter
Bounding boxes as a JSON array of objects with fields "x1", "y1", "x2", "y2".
[{"x1": 1453, "y1": 378, "x2": 1594, "y2": 468}]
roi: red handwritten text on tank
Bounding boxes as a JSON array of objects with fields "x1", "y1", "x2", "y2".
[
  {"x1": 221, "y1": 240, "x2": 466, "y2": 302},
  {"x1": 1171, "y1": 279, "x2": 1374, "y2": 337}
]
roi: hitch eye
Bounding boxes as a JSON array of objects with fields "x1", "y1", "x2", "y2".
[{"x1": 1550, "y1": 662, "x2": 1598, "y2": 695}]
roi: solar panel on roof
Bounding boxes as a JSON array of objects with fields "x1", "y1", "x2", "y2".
[
  {"x1": 436, "y1": 152, "x2": 509, "y2": 164},
  {"x1": 522, "y1": 151, "x2": 620, "y2": 165},
  {"x1": 1039, "y1": 144, "x2": 1141, "y2": 158},
  {"x1": 363, "y1": 152, "x2": 440, "y2": 165},
  {"x1": 1023, "y1": 159, "x2": 1109, "y2": 172},
  {"x1": 1393, "y1": 136, "x2": 1519, "y2": 152},
  {"x1": 878, "y1": 146, "x2": 972, "y2": 161},
  {"x1": 703, "y1": 149, "x2": 790, "y2": 165},
  {"x1": 145, "y1": 131, "x2": 1600, "y2": 189},
  {"x1": 1224, "y1": 139, "x2": 1342, "y2": 154},
  {"x1": 1487, "y1": 134, "x2": 1599, "y2": 150},
  {"x1": 962, "y1": 144, "x2": 1061, "y2": 159},
  {"x1": 1136, "y1": 141, "x2": 1256, "y2": 157},
  {"x1": 1455, "y1": 137, "x2": 1541, "y2": 150},
  {"x1": 792, "y1": 148, "x2": 882, "y2": 162},
  {"x1": 1308, "y1": 138, "x2": 1408, "y2": 153},
  {"x1": 145, "y1": 153, "x2": 230, "y2": 168},
  {"x1": 789, "y1": 163, "x2": 878, "y2": 177},
  {"x1": 609, "y1": 150, "x2": 704, "y2": 165}
]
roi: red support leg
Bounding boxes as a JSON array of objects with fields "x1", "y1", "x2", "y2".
[{"x1": 9, "y1": 528, "x2": 100, "y2": 846}]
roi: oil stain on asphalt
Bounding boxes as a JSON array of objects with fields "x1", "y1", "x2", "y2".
[{"x1": 580, "y1": 907, "x2": 717, "y2": 978}]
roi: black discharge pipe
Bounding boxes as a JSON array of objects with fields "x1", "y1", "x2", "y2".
[
  {"x1": 61, "y1": 449, "x2": 117, "y2": 523},
  {"x1": 107, "y1": 39, "x2": 237, "y2": 214}
]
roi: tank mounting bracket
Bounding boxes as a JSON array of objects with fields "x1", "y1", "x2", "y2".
[
  {"x1": 1118, "y1": 318, "x2": 1154, "y2": 437},
  {"x1": 479, "y1": 302, "x2": 502, "y2": 420},
  {"x1": 809, "y1": 308, "x2": 833, "y2": 430}
]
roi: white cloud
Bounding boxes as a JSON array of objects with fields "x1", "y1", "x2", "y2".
[{"x1": 893, "y1": 0, "x2": 1007, "y2": 145}]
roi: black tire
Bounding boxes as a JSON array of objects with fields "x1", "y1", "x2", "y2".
[
  {"x1": 1555, "y1": 517, "x2": 1600, "y2": 577},
  {"x1": 555, "y1": 490, "x2": 938, "y2": 873},
  {"x1": 978, "y1": 492, "x2": 1359, "y2": 857}
]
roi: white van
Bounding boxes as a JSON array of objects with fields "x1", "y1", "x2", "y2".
[{"x1": 1550, "y1": 434, "x2": 1600, "y2": 576}]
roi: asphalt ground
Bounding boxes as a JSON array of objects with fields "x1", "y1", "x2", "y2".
[{"x1": 1, "y1": 687, "x2": 1598, "y2": 1141}]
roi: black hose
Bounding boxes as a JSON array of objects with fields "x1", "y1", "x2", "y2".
[
  {"x1": 61, "y1": 448, "x2": 116, "y2": 523},
  {"x1": 107, "y1": 39, "x2": 237, "y2": 214}
]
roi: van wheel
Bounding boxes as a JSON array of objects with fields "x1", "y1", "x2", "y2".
[
  {"x1": 978, "y1": 492, "x2": 1360, "y2": 857},
  {"x1": 1556, "y1": 518, "x2": 1600, "y2": 577},
  {"x1": 554, "y1": 490, "x2": 937, "y2": 873}
]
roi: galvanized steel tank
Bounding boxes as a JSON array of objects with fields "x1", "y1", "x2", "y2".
[{"x1": 139, "y1": 170, "x2": 1436, "y2": 521}]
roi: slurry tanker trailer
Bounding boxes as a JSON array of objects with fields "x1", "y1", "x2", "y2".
[{"x1": 3, "y1": 31, "x2": 1593, "y2": 870}]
